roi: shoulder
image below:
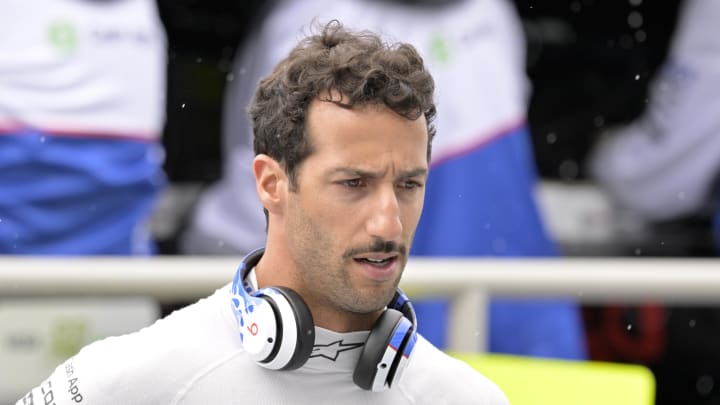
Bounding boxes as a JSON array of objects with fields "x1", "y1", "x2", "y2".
[
  {"x1": 400, "y1": 336, "x2": 509, "y2": 405},
  {"x1": 18, "y1": 285, "x2": 242, "y2": 405}
]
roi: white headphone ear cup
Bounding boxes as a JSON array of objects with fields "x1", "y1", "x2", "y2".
[
  {"x1": 255, "y1": 286, "x2": 315, "y2": 370},
  {"x1": 353, "y1": 309, "x2": 409, "y2": 391}
]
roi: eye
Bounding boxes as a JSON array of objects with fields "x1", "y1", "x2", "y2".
[
  {"x1": 399, "y1": 180, "x2": 423, "y2": 190},
  {"x1": 341, "y1": 178, "x2": 365, "y2": 188}
]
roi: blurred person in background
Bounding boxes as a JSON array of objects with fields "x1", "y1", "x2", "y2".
[
  {"x1": 182, "y1": 0, "x2": 586, "y2": 360},
  {"x1": 588, "y1": 0, "x2": 720, "y2": 403},
  {"x1": 0, "y1": 0, "x2": 167, "y2": 255}
]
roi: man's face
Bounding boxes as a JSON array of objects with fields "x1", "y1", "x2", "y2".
[{"x1": 286, "y1": 98, "x2": 429, "y2": 317}]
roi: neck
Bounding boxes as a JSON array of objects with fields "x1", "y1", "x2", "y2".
[{"x1": 255, "y1": 241, "x2": 381, "y2": 333}]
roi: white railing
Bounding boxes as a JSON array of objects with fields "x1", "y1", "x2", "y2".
[{"x1": 2, "y1": 256, "x2": 719, "y2": 352}]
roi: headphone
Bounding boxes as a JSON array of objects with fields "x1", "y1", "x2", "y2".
[{"x1": 230, "y1": 247, "x2": 418, "y2": 391}]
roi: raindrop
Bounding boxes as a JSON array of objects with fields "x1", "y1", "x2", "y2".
[
  {"x1": 457, "y1": 194, "x2": 463, "y2": 198},
  {"x1": 634, "y1": 74, "x2": 640, "y2": 81},
  {"x1": 196, "y1": 57, "x2": 203, "y2": 63},
  {"x1": 492, "y1": 238, "x2": 507, "y2": 253},
  {"x1": 40, "y1": 136, "x2": 46, "y2": 143},
  {"x1": 635, "y1": 30, "x2": 647, "y2": 43},
  {"x1": 0, "y1": 218, "x2": 3, "y2": 223},
  {"x1": 226, "y1": 73, "x2": 235, "y2": 82},
  {"x1": 593, "y1": 115, "x2": 605, "y2": 127},
  {"x1": 629, "y1": 0, "x2": 642, "y2": 5},
  {"x1": 546, "y1": 132, "x2": 557, "y2": 144},
  {"x1": 181, "y1": 103, "x2": 186, "y2": 109},
  {"x1": 634, "y1": 248, "x2": 642, "y2": 256},
  {"x1": 628, "y1": 11, "x2": 643, "y2": 28},
  {"x1": 696, "y1": 375, "x2": 714, "y2": 396},
  {"x1": 626, "y1": 324, "x2": 633, "y2": 331},
  {"x1": 558, "y1": 159, "x2": 579, "y2": 180},
  {"x1": 570, "y1": 1, "x2": 582, "y2": 13},
  {"x1": 689, "y1": 319, "x2": 696, "y2": 328}
]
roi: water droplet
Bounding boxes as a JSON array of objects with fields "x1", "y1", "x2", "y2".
[
  {"x1": 181, "y1": 103, "x2": 186, "y2": 109},
  {"x1": 226, "y1": 73, "x2": 235, "y2": 82},
  {"x1": 628, "y1": 11, "x2": 643, "y2": 29},
  {"x1": 492, "y1": 238, "x2": 507, "y2": 253},
  {"x1": 689, "y1": 319, "x2": 696, "y2": 327},
  {"x1": 558, "y1": 159, "x2": 579, "y2": 180},
  {"x1": 593, "y1": 115, "x2": 605, "y2": 127},
  {"x1": 546, "y1": 132, "x2": 557, "y2": 144},
  {"x1": 570, "y1": 1, "x2": 582, "y2": 13},
  {"x1": 629, "y1": 0, "x2": 642, "y2": 5},
  {"x1": 634, "y1": 74, "x2": 640, "y2": 81},
  {"x1": 195, "y1": 57, "x2": 203, "y2": 63},
  {"x1": 40, "y1": 136, "x2": 47, "y2": 143},
  {"x1": 634, "y1": 248, "x2": 642, "y2": 256},
  {"x1": 635, "y1": 30, "x2": 647, "y2": 43},
  {"x1": 626, "y1": 324, "x2": 633, "y2": 330},
  {"x1": 696, "y1": 375, "x2": 714, "y2": 396}
]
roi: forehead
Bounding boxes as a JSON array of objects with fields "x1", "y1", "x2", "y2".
[{"x1": 304, "y1": 99, "x2": 429, "y2": 170}]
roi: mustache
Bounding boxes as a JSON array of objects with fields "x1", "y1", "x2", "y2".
[{"x1": 343, "y1": 239, "x2": 407, "y2": 259}]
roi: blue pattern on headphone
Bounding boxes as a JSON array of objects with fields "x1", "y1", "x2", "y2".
[{"x1": 230, "y1": 247, "x2": 266, "y2": 343}]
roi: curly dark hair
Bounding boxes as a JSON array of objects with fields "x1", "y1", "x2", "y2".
[{"x1": 249, "y1": 20, "x2": 437, "y2": 191}]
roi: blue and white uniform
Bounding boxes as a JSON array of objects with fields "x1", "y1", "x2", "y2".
[
  {"x1": 0, "y1": 0, "x2": 167, "y2": 255},
  {"x1": 183, "y1": 0, "x2": 585, "y2": 359}
]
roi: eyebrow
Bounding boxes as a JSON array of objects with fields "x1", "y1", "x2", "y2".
[{"x1": 329, "y1": 167, "x2": 428, "y2": 180}]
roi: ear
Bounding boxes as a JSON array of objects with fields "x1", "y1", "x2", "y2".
[{"x1": 253, "y1": 154, "x2": 287, "y2": 216}]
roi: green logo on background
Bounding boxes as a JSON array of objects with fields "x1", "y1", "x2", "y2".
[
  {"x1": 429, "y1": 34, "x2": 452, "y2": 64},
  {"x1": 48, "y1": 21, "x2": 78, "y2": 53},
  {"x1": 50, "y1": 317, "x2": 87, "y2": 359}
]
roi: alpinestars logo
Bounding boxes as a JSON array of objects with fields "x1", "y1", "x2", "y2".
[{"x1": 310, "y1": 340, "x2": 364, "y2": 361}]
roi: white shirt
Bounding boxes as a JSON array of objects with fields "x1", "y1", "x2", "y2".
[{"x1": 17, "y1": 284, "x2": 508, "y2": 404}]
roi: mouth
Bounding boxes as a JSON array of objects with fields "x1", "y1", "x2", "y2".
[{"x1": 352, "y1": 253, "x2": 401, "y2": 281}]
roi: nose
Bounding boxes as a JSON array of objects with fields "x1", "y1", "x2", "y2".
[{"x1": 366, "y1": 185, "x2": 403, "y2": 241}]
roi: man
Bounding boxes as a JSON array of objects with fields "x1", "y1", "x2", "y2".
[
  {"x1": 183, "y1": 0, "x2": 585, "y2": 358},
  {"x1": 17, "y1": 21, "x2": 508, "y2": 404}
]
